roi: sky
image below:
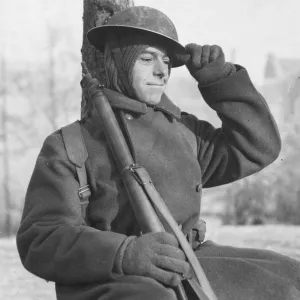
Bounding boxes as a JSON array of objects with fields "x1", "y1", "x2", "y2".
[{"x1": 0, "y1": 0, "x2": 300, "y2": 84}]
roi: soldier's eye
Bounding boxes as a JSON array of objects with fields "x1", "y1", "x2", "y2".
[{"x1": 141, "y1": 57, "x2": 153, "y2": 62}]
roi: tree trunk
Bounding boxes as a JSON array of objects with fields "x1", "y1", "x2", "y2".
[{"x1": 81, "y1": 0, "x2": 134, "y2": 119}]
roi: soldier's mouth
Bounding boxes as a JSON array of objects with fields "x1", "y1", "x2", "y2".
[{"x1": 147, "y1": 83, "x2": 165, "y2": 87}]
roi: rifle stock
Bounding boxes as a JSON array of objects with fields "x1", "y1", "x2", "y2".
[{"x1": 81, "y1": 62, "x2": 217, "y2": 300}]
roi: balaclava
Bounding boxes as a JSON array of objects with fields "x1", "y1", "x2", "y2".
[{"x1": 104, "y1": 33, "x2": 171, "y2": 100}]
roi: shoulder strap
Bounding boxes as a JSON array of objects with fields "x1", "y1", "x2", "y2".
[{"x1": 61, "y1": 121, "x2": 91, "y2": 223}]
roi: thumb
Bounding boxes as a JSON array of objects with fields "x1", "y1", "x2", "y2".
[
  {"x1": 173, "y1": 43, "x2": 197, "y2": 67},
  {"x1": 184, "y1": 44, "x2": 203, "y2": 70}
]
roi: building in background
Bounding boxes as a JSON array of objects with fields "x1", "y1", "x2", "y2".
[{"x1": 261, "y1": 53, "x2": 300, "y2": 124}]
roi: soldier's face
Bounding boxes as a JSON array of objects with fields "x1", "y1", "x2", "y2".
[{"x1": 132, "y1": 46, "x2": 170, "y2": 105}]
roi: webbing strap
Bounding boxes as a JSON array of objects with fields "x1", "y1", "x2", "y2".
[
  {"x1": 61, "y1": 121, "x2": 91, "y2": 223},
  {"x1": 76, "y1": 165, "x2": 91, "y2": 222}
]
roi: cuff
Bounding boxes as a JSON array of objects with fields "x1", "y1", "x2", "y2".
[
  {"x1": 113, "y1": 236, "x2": 136, "y2": 274},
  {"x1": 197, "y1": 62, "x2": 236, "y2": 87},
  {"x1": 198, "y1": 65, "x2": 253, "y2": 106}
]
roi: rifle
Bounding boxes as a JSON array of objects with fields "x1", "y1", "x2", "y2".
[{"x1": 80, "y1": 62, "x2": 218, "y2": 300}]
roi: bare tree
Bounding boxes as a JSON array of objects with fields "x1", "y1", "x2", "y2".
[
  {"x1": 81, "y1": 0, "x2": 134, "y2": 119},
  {"x1": 44, "y1": 24, "x2": 81, "y2": 131},
  {"x1": 0, "y1": 54, "x2": 12, "y2": 236},
  {"x1": 13, "y1": 24, "x2": 81, "y2": 137}
]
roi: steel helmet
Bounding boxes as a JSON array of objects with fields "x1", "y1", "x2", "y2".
[{"x1": 87, "y1": 6, "x2": 189, "y2": 68}]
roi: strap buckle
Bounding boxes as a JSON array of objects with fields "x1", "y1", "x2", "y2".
[
  {"x1": 121, "y1": 164, "x2": 153, "y2": 186},
  {"x1": 78, "y1": 184, "x2": 91, "y2": 201}
]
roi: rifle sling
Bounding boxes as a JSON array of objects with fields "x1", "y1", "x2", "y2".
[
  {"x1": 87, "y1": 83, "x2": 217, "y2": 300},
  {"x1": 122, "y1": 164, "x2": 217, "y2": 300}
]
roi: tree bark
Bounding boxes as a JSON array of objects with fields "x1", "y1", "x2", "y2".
[{"x1": 81, "y1": 0, "x2": 134, "y2": 119}]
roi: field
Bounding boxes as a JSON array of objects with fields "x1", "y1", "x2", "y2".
[{"x1": 1, "y1": 218, "x2": 300, "y2": 299}]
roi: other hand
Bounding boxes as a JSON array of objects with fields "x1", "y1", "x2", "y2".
[{"x1": 122, "y1": 232, "x2": 191, "y2": 287}]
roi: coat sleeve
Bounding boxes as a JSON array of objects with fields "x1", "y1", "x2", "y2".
[
  {"x1": 181, "y1": 65, "x2": 281, "y2": 188},
  {"x1": 16, "y1": 132, "x2": 127, "y2": 285}
]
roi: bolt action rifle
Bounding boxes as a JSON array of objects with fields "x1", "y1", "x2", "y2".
[{"x1": 80, "y1": 62, "x2": 218, "y2": 300}]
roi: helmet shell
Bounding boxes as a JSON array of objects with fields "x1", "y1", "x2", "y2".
[{"x1": 87, "y1": 6, "x2": 188, "y2": 68}]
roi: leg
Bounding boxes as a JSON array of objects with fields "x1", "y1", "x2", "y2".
[
  {"x1": 192, "y1": 241, "x2": 300, "y2": 300},
  {"x1": 56, "y1": 275, "x2": 177, "y2": 300},
  {"x1": 198, "y1": 241, "x2": 300, "y2": 289}
]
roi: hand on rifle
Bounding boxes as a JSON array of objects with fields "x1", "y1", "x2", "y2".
[{"x1": 115, "y1": 232, "x2": 191, "y2": 287}]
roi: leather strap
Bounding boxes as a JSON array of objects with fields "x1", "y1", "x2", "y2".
[
  {"x1": 122, "y1": 164, "x2": 217, "y2": 300},
  {"x1": 61, "y1": 121, "x2": 91, "y2": 224}
]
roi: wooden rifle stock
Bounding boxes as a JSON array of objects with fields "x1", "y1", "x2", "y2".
[{"x1": 81, "y1": 62, "x2": 217, "y2": 300}]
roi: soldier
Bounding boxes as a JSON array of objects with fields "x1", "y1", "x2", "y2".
[{"x1": 17, "y1": 6, "x2": 300, "y2": 300}]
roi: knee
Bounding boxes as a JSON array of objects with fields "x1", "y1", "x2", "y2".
[
  {"x1": 283, "y1": 284, "x2": 300, "y2": 300},
  {"x1": 116, "y1": 275, "x2": 178, "y2": 300},
  {"x1": 56, "y1": 276, "x2": 177, "y2": 300},
  {"x1": 99, "y1": 275, "x2": 177, "y2": 300}
]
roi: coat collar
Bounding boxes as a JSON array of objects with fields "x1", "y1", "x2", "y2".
[{"x1": 103, "y1": 88, "x2": 181, "y2": 120}]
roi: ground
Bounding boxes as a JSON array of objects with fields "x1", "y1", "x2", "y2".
[{"x1": 1, "y1": 218, "x2": 300, "y2": 300}]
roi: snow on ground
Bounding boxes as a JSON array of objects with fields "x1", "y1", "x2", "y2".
[
  {"x1": 205, "y1": 217, "x2": 300, "y2": 260},
  {"x1": 0, "y1": 237, "x2": 56, "y2": 300},
  {"x1": 1, "y1": 222, "x2": 299, "y2": 299}
]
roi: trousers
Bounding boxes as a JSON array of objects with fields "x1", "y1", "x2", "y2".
[{"x1": 56, "y1": 241, "x2": 300, "y2": 300}]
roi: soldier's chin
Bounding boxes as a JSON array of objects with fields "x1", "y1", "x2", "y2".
[
  {"x1": 137, "y1": 89, "x2": 163, "y2": 105},
  {"x1": 148, "y1": 92, "x2": 164, "y2": 105}
]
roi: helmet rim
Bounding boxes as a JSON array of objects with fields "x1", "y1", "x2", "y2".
[{"x1": 86, "y1": 6, "x2": 189, "y2": 68}]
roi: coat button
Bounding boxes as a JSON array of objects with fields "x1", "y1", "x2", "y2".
[
  {"x1": 125, "y1": 113, "x2": 133, "y2": 120},
  {"x1": 196, "y1": 183, "x2": 202, "y2": 193}
]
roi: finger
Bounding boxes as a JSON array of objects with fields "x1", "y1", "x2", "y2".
[
  {"x1": 153, "y1": 255, "x2": 191, "y2": 277},
  {"x1": 200, "y1": 45, "x2": 210, "y2": 66},
  {"x1": 154, "y1": 232, "x2": 179, "y2": 247},
  {"x1": 192, "y1": 45, "x2": 202, "y2": 68},
  {"x1": 156, "y1": 244, "x2": 186, "y2": 261},
  {"x1": 147, "y1": 265, "x2": 182, "y2": 287},
  {"x1": 209, "y1": 45, "x2": 223, "y2": 62}
]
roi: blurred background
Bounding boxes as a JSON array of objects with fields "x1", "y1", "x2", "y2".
[{"x1": 0, "y1": 0, "x2": 300, "y2": 299}]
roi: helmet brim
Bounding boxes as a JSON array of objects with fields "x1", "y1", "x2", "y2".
[{"x1": 87, "y1": 25, "x2": 190, "y2": 68}]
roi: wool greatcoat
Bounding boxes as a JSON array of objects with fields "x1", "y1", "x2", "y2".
[{"x1": 17, "y1": 65, "x2": 300, "y2": 300}]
